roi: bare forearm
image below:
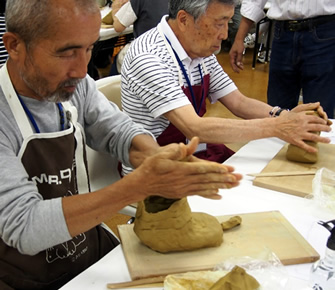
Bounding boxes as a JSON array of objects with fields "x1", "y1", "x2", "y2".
[
  {"x1": 128, "y1": 134, "x2": 159, "y2": 168},
  {"x1": 62, "y1": 176, "x2": 146, "y2": 237},
  {"x1": 113, "y1": 18, "x2": 126, "y2": 32},
  {"x1": 230, "y1": 17, "x2": 255, "y2": 72},
  {"x1": 189, "y1": 113, "x2": 330, "y2": 150},
  {"x1": 112, "y1": 0, "x2": 128, "y2": 32},
  {"x1": 192, "y1": 117, "x2": 276, "y2": 144},
  {"x1": 223, "y1": 94, "x2": 272, "y2": 120},
  {"x1": 234, "y1": 16, "x2": 254, "y2": 43}
]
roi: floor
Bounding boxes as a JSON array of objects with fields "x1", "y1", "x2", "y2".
[{"x1": 103, "y1": 48, "x2": 270, "y2": 237}]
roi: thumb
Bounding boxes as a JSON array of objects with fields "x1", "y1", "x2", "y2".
[
  {"x1": 184, "y1": 137, "x2": 200, "y2": 156},
  {"x1": 159, "y1": 137, "x2": 200, "y2": 162},
  {"x1": 178, "y1": 137, "x2": 200, "y2": 162}
]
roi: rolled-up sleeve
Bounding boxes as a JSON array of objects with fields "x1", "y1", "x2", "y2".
[
  {"x1": 241, "y1": 0, "x2": 268, "y2": 23},
  {"x1": 115, "y1": 2, "x2": 137, "y2": 27}
]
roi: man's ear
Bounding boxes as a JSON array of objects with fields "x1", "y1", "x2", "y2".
[
  {"x1": 176, "y1": 10, "x2": 191, "y2": 32},
  {"x1": 2, "y1": 32, "x2": 25, "y2": 61}
]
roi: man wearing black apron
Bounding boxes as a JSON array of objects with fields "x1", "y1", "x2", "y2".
[
  {"x1": 0, "y1": 68, "x2": 120, "y2": 289},
  {"x1": 0, "y1": 1, "x2": 242, "y2": 288}
]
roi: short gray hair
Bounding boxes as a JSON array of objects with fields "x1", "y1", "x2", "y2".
[
  {"x1": 6, "y1": 0, "x2": 99, "y2": 49},
  {"x1": 169, "y1": 0, "x2": 238, "y2": 20}
]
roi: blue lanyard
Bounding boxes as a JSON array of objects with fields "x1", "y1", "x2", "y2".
[
  {"x1": 17, "y1": 95, "x2": 65, "y2": 133},
  {"x1": 165, "y1": 36, "x2": 205, "y2": 115}
]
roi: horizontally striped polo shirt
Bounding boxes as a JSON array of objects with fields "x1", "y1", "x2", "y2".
[
  {"x1": 120, "y1": 15, "x2": 237, "y2": 174},
  {"x1": 0, "y1": 15, "x2": 8, "y2": 67}
]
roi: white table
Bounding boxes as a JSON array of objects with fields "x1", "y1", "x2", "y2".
[
  {"x1": 99, "y1": 5, "x2": 134, "y2": 41},
  {"x1": 100, "y1": 25, "x2": 134, "y2": 41},
  {"x1": 61, "y1": 128, "x2": 335, "y2": 289}
]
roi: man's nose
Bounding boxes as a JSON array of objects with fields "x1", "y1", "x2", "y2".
[
  {"x1": 68, "y1": 51, "x2": 90, "y2": 79},
  {"x1": 219, "y1": 27, "x2": 229, "y2": 41}
]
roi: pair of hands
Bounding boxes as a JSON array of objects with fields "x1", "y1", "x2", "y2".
[{"x1": 129, "y1": 137, "x2": 242, "y2": 201}]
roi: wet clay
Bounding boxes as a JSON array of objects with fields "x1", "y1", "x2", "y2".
[
  {"x1": 221, "y1": 216, "x2": 242, "y2": 230},
  {"x1": 286, "y1": 110, "x2": 321, "y2": 164},
  {"x1": 209, "y1": 266, "x2": 260, "y2": 290},
  {"x1": 133, "y1": 196, "x2": 241, "y2": 253},
  {"x1": 286, "y1": 141, "x2": 319, "y2": 163}
]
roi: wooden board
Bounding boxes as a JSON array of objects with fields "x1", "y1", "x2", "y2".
[
  {"x1": 253, "y1": 143, "x2": 335, "y2": 197},
  {"x1": 118, "y1": 211, "x2": 319, "y2": 281}
]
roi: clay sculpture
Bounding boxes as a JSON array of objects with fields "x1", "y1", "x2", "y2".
[{"x1": 133, "y1": 196, "x2": 241, "y2": 253}]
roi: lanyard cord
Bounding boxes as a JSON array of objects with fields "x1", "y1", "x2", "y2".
[
  {"x1": 57, "y1": 102, "x2": 65, "y2": 131},
  {"x1": 17, "y1": 94, "x2": 65, "y2": 133},
  {"x1": 165, "y1": 36, "x2": 205, "y2": 115}
]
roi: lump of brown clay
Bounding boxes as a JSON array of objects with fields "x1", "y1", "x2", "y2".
[
  {"x1": 286, "y1": 141, "x2": 319, "y2": 163},
  {"x1": 133, "y1": 196, "x2": 241, "y2": 253},
  {"x1": 209, "y1": 265, "x2": 260, "y2": 290},
  {"x1": 133, "y1": 197, "x2": 222, "y2": 253},
  {"x1": 134, "y1": 196, "x2": 241, "y2": 253},
  {"x1": 221, "y1": 216, "x2": 242, "y2": 230},
  {"x1": 286, "y1": 110, "x2": 321, "y2": 164}
]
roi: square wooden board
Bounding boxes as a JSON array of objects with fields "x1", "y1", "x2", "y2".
[
  {"x1": 253, "y1": 143, "x2": 335, "y2": 197},
  {"x1": 118, "y1": 211, "x2": 319, "y2": 280}
]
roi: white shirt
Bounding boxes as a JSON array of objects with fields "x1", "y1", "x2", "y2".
[
  {"x1": 115, "y1": 1, "x2": 137, "y2": 27},
  {"x1": 241, "y1": 0, "x2": 335, "y2": 23}
]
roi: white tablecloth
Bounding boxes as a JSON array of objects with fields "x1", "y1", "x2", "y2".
[
  {"x1": 99, "y1": 25, "x2": 133, "y2": 41},
  {"x1": 99, "y1": 5, "x2": 134, "y2": 41},
  {"x1": 61, "y1": 125, "x2": 335, "y2": 289}
]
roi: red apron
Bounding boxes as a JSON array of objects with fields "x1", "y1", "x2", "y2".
[{"x1": 0, "y1": 65, "x2": 119, "y2": 290}]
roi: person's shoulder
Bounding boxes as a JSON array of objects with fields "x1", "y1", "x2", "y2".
[
  {"x1": 204, "y1": 54, "x2": 220, "y2": 66},
  {"x1": 130, "y1": 27, "x2": 165, "y2": 53},
  {"x1": 134, "y1": 27, "x2": 161, "y2": 42}
]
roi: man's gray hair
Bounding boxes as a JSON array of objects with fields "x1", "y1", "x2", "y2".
[
  {"x1": 169, "y1": 0, "x2": 238, "y2": 20},
  {"x1": 5, "y1": 0, "x2": 99, "y2": 49}
]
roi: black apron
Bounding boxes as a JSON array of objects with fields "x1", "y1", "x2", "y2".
[{"x1": 0, "y1": 65, "x2": 119, "y2": 290}]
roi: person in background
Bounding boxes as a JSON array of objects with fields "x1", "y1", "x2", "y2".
[
  {"x1": 0, "y1": 0, "x2": 241, "y2": 288},
  {"x1": 230, "y1": 0, "x2": 335, "y2": 118},
  {"x1": 120, "y1": 0, "x2": 331, "y2": 175},
  {"x1": 110, "y1": 0, "x2": 168, "y2": 74},
  {"x1": 0, "y1": 0, "x2": 8, "y2": 66},
  {"x1": 112, "y1": 0, "x2": 168, "y2": 38}
]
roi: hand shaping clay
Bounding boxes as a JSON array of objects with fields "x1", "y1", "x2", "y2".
[
  {"x1": 133, "y1": 196, "x2": 241, "y2": 253},
  {"x1": 286, "y1": 110, "x2": 321, "y2": 164}
]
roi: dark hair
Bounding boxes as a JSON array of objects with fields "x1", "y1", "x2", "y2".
[
  {"x1": 168, "y1": 0, "x2": 238, "y2": 20},
  {"x1": 0, "y1": 0, "x2": 6, "y2": 15}
]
